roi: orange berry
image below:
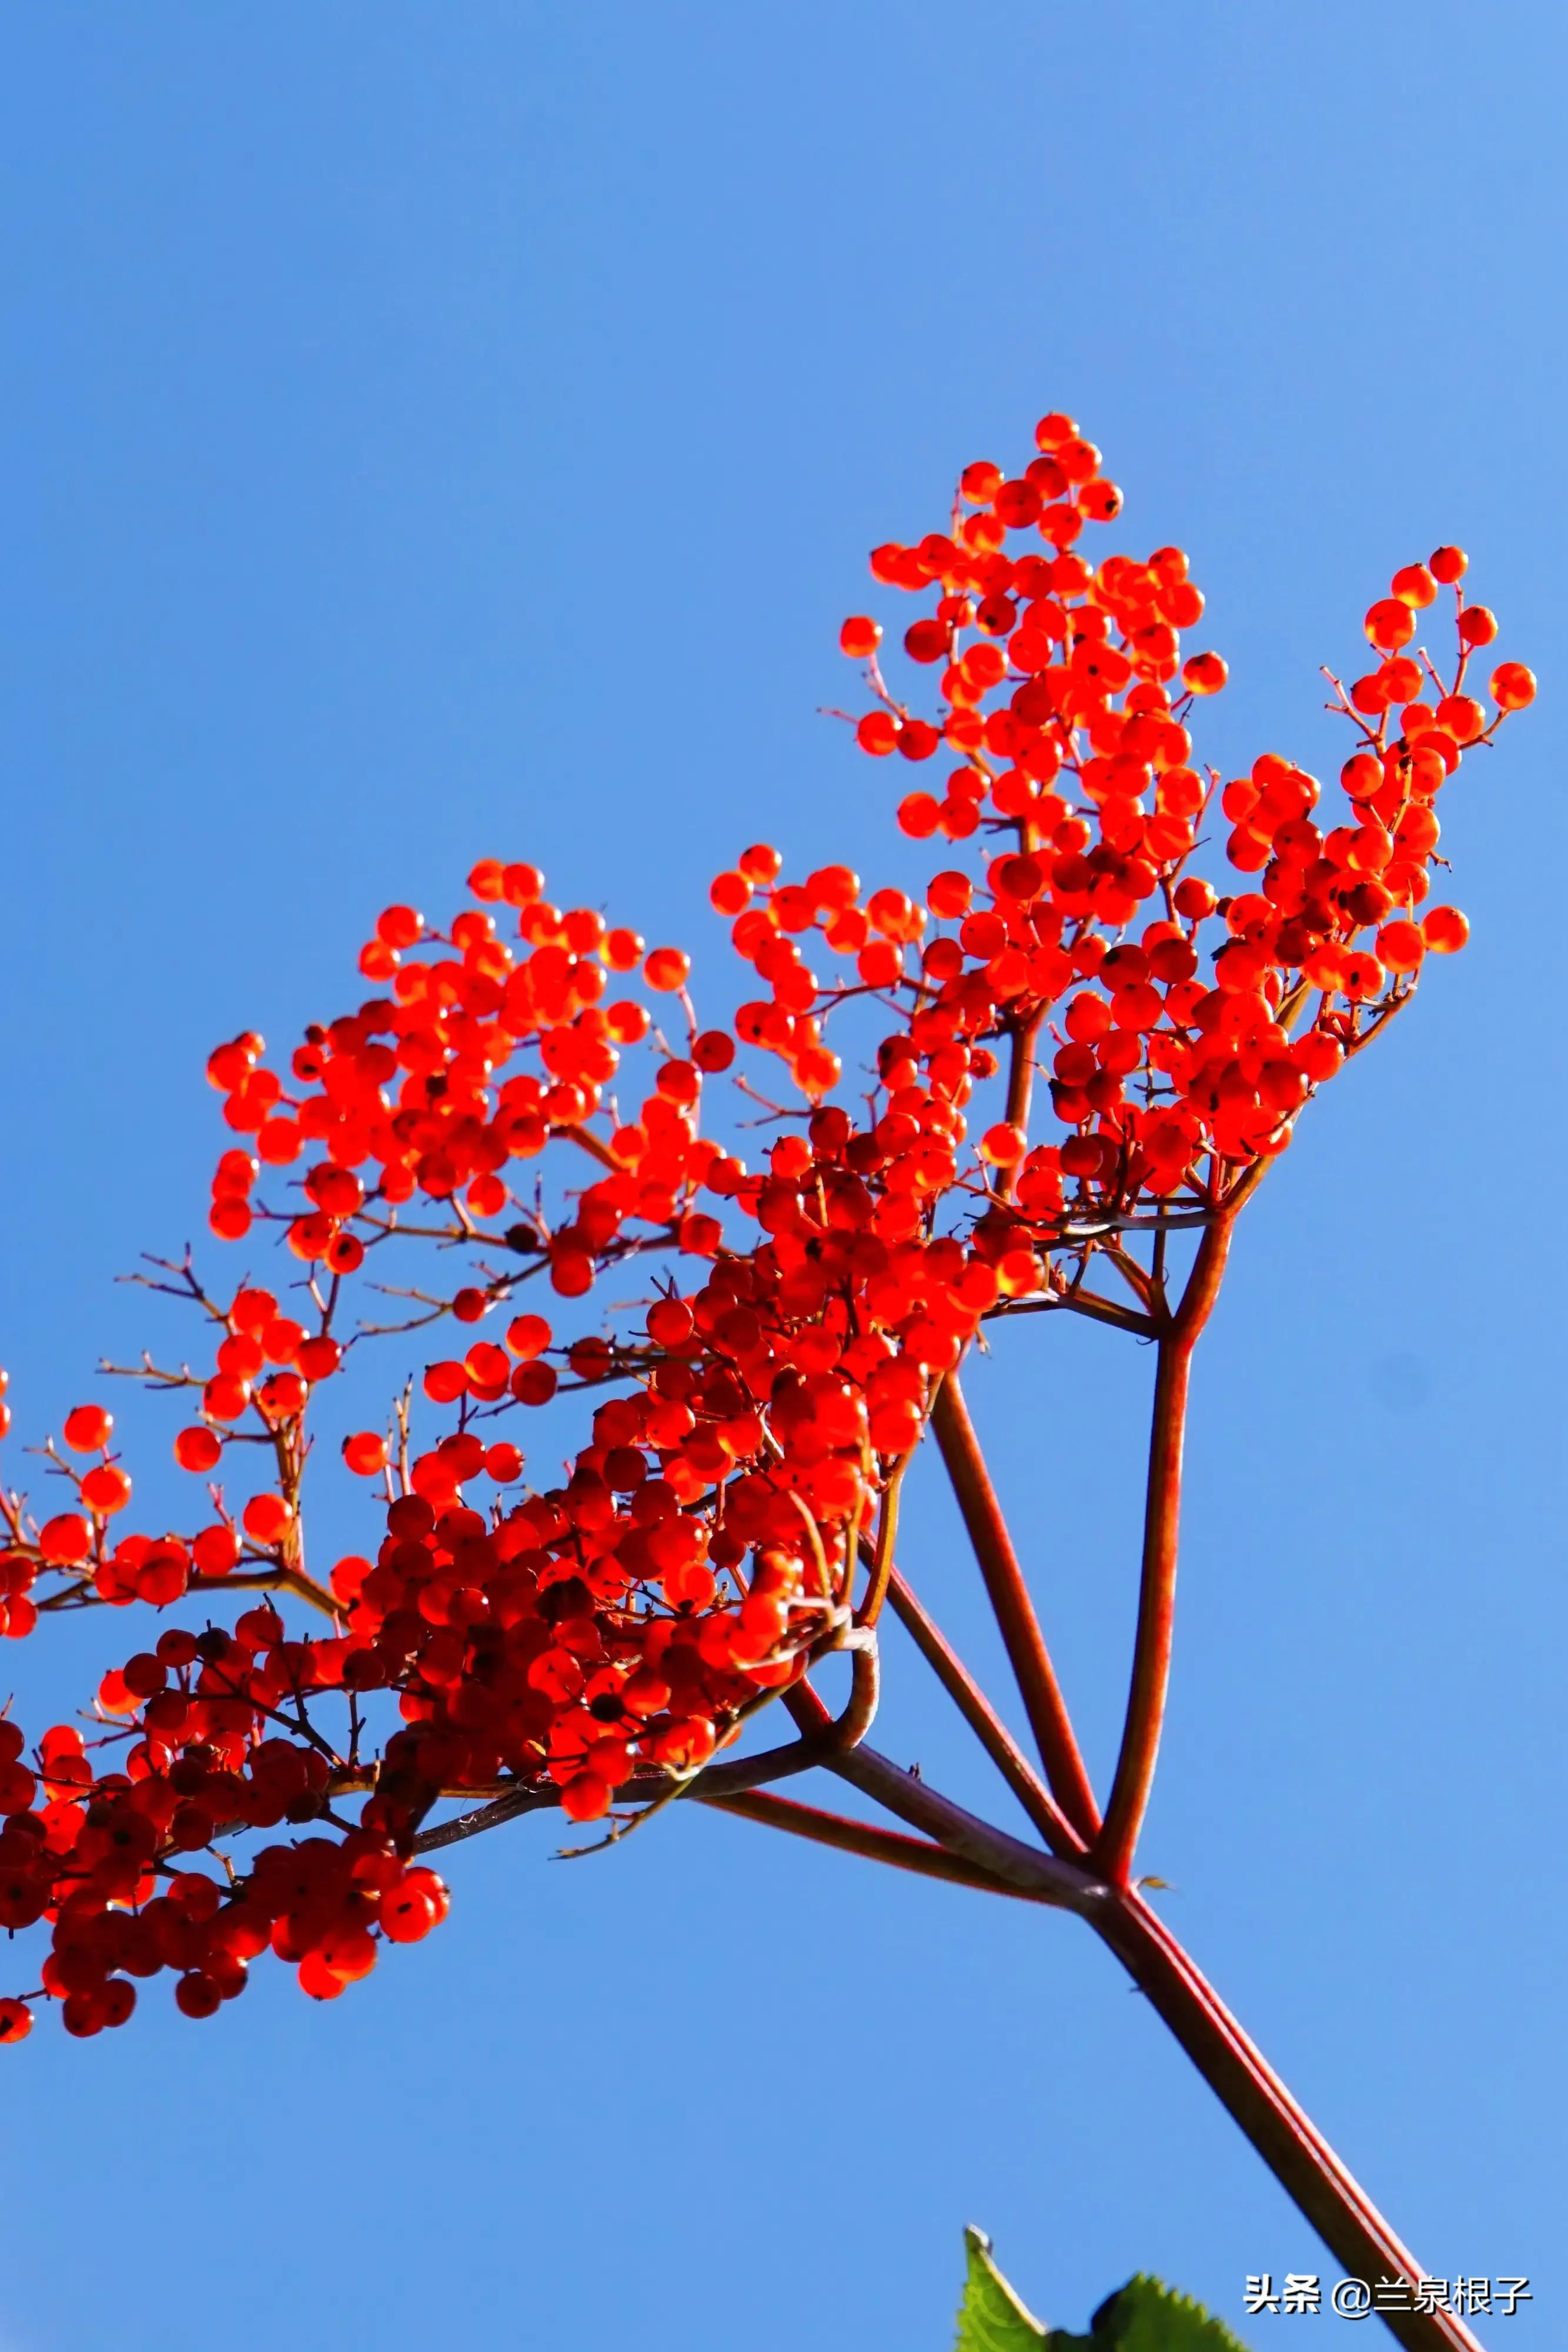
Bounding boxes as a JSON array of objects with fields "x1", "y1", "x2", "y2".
[
  {"x1": 262, "y1": 1317, "x2": 306, "y2": 1363},
  {"x1": 80, "y1": 1464, "x2": 131, "y2": 1516},
  {"x1": 62, "y1": 1404, "x2": 112, "y2": 1453},
  {"x1": 1489, "y1": 661, "x2": 1535, "y2": 711},
  {"x1": 1364, "y1": 599, "x2": 1416, "y2": 651},
  {"x1": 1181, "y1": 652, "x2": 1228, "y2": 696},
  {"x1": 1435, "y1": 694, "x2": 1486, "y2": 744},
  {"x1": 606, "y1": 1000, "x2": 649, "y2": 1044},
  {"x1": 560, "y1": 1772, "x2": 612, "y2": 1823},
  {"x1": 464, "y1": 1341, "x2": 510, "y2": 1390},
  {"x1": 242, "y1": 1493, "x2": 293, "y2": 1547},
  {"x1": 550, "y1": 1249, "x2": 594, "y2": 1298},
  {"x1": 1429, "y1": 545, "x2": 1467, "y2": 584},
  {"x1": 202, "y1": 1375, "x2": 250, "y2": 1422},
  {"x1": 504, "y1": 1314, "x2": 551, "y2": 1359},
  {"x1": 296, "y1": 1334, "x2": 342, "y2": 1381},
  {"x1": 904, "y1": 617, "x2": 950, "y2": 664},
  {"x1": 1172, "y1": 875, "x2": 1216, "y2": 920},
  {"x1": 193, "y1": 1525, "x2": 239, "y2": 1575},
  {"x1": 738, "y1": 843, "x2": 783, "y2": 884},
  {"x1": 1376, "y1": 920, "x2": 1424, "y2": 973},
  {"x1": 379, "y1": 1871, "x2": 447, "y2": 1942},
  {"x1": 175, "y1": 1426, "x2": 223, "y2": 1474},
  {"x1": 692, "y1": 1028, "x2": 734, "y2": 1073},
  {"x1": 206, "y1": 1034, "x2": 262, "y2": 1091},
  {"x1": 39, "y1": 1513, "x2": 91, "y2": 1563},
  {"x1": 467, "y1": 859, "x2": 506, "y2": 901},
  {"x1": 1422, "y1": 905, "x2": 1469, "y2": 954},
  {"x1": 709, "y1": 870, "x2": 750, "y2": 916},
  {"x1": 1457, "y1": 605, "x2": 1497, "y2": 647},
  {"x1": 601, "y1": 926, "x2": 643, "y2": 971},
  {"x1": 856, "y1": 710, "x2": 899, "y2": 755},
  {"x1": 959, "y1": 461, "x2": 1002, "y2": 503},
  {"x1": 644, "y1": 947, "x2": 691, "y2": 993},
  {"x1": 1390, "y1": 564, "x2": 1437, "y2": 609},
  {"x1": 979, "y1": 1123, "x2": 1027, "y2": 1167},
  {"x1": 839, "y1": 615, "x2": 882, "y2": 656},
  {"x1": 342, "y1": 1431, "x2": 388, "y2": 1477}
]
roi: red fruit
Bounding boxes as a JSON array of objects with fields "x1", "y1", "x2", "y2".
[
  {"x1": 38, "y1": 1514, "x2": 91, "y2": 1565},
  {"x1": 377, "y1": 903, "x2": 423, "y2": 948},
  {"x1": 644, "y1": 947, "x2": 691, "y2": 993},
  {"x1": 560, "y1": 1772, "x2": 611, "y2": 1823},
  {"x1": 242, "y1": 1493, "x2": 292, "y2": 1548},
  {"x1": 62, "y1": 1405, "x2": 112, "y2": 1454},
  {"x1": 505, "y1": 1314, "x2": 551, "y2": 1359},
  {"x1": 175, "y1": 1972, "x2": 223, "y2": 2020},
  {"x1": 80, "y1": 1465, "x2": 132, "y2": 1515},
  {"x1": 979, "y1": 1124, "x2": 1027, "y2": 1167},
  {"x1": 175, "y1": 1426, "x2": 223, "y2": 1474},
  {"x1": 1181, "y1": 652, "x2": 1227, "y2": 696},
  {"x1": 1489, "y1": 662, "x2": 1535, "y2": 711},
  {"x1": 1422, "y1": 906, "x2": 1470, "y2": 954}
]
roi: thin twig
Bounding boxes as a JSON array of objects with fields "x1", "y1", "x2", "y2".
[{"x1": 882, "y1": 1566, "x2": 1085, "y2": 1859}]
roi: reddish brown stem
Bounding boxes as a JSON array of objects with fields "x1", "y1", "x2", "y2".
[
  {"x1": 1095, "y1": 1218, "x2": 1232, "y2": 1883},
  {"x1": 930, "y1": 1371, "x2": 1101, "y2": 1843},
  {"x1": 774, "y1": 1745, "x2": 1485, "y2": 2349},
  {"x1": 1094, "y1": 1893, "x2": 1486, "y2": 2352},
  {"x1": 699, "y1": 1787, "x2": 1039, "y2": 1901},
  {"x1": 884, "y1": 1566, "x2": 1086, "y2": 1859}
]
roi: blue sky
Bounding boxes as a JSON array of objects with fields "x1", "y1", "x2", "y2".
[{"x1": 1, "y1": 6, "x2": 1563, "y2": 2346}]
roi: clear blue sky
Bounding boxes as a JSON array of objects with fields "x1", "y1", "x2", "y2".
[{"x1": 1, "y1": 6, "x2": 1563, "y2": 2346}]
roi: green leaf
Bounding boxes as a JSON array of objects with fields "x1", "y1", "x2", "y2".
[
  {"x1": 955, "y1": 2226, "x2": 1052, "y2": 2350},
  {"x1": 954, "y1": 2231, "x2": 1253, "y2": 2352},
  {"x1": 1086, "y1": 2274, "x2": 1253, "y2": 2352}
]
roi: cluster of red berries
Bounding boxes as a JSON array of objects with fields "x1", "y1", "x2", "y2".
[
  {"x1": 825, "y1": 415, "x2": 1530, "y2": 1216},
  {"x1": 0, "y1": 409, "x2": 1532, "y2": 2041}
]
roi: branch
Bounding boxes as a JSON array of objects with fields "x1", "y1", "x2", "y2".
[
  {"x1": 413, "y1": 1635, "x2": 880, "y2": 1857},
  {"x1": 852, "y1": 1455, "x2": 908, "y2": 1629},
  {"x1": 1092, "y1": 1894, "x2": 1489, "y2": 2352},
  {"x1": 929, "y1": 1370, "x2": 1101, "y2": 1843},
  {"x1": 883, "y1": 1566, "x2": 1086, "y2": 1859},
  {"x1": 412, "y1": 1730, "x2": 827, "y2": 1856},
  {"x1": 821, "y1": 1743, "x2": 1107, "y2": 1913},
  {"x1": 984, "y1": 1285, "x2": 1155, "y2": 1340},
  {"x1": 994, "y1": 1007, "x2": 1044, "y2": 1202},
  {"x1": 697, "y1": 1788, "x2": 1051, "y2": 1902},
  {"x1": 1095, "y1": 1215, "x2": 1234, "y2": 1883}
]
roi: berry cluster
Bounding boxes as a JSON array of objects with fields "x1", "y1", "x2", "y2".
[{"x1": 0, "y1": 409, "x2": 1532, "y2": 2041}]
